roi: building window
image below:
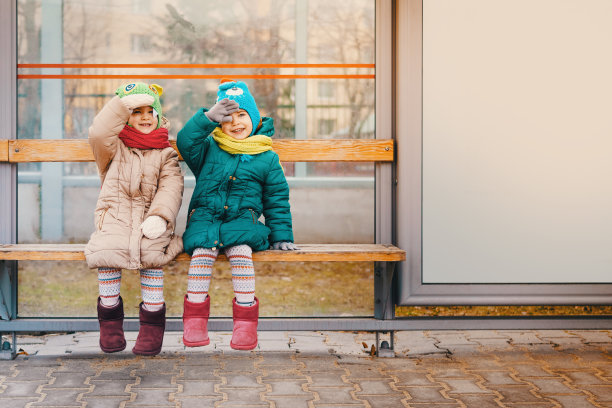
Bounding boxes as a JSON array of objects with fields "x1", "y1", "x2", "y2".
[
  {"x1": 318, "y1": 118, "x2": 336, "y2": 136},
  {"x1": 132, "y1": 0, "x2": 150, "y2": 14},
  {"x1": 318, "y1": 81, "x2": 335, "y2": 99}
]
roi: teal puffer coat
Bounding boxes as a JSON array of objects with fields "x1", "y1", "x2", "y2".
[{"x1": 177, "y1": 109, "x2": 294, "y2": 255}]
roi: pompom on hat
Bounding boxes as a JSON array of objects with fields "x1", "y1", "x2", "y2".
[
  {"x1": 216, "y1": 78, "x2": 260, "y2": 136},
  {"x1": 115, "y1": 82, "x2": 164, "y2": 128}
]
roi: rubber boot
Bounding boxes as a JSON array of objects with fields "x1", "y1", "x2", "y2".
[
  {"x1": 230, "y1": 297, "x2": 259, "y2": 350},
  {"x1": 97, "y1": 296, "x2": 126, "y2": 353},
  {"x1": 132, "y1": 302, "x2": 166, "y2": 356},
  {"x1": 182, "y1": 295, "x2": 210, "y2": 347}
]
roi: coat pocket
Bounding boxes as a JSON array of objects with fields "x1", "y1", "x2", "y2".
[{"x1": 95, "y1": 207, "x2": 109, "y2": 231}]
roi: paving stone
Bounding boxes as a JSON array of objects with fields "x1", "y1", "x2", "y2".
[
  {"x1": 259, "y1": 366, "x2": 304, "y2": 379},
  {"x1": 452, "y1": 394, "x2": 503, "y2": 408},
  {"x1": 0, "y1": 398, "x2": 41, "y2": 408},
  {"x1": 455, "y1": 355, "x2": 503, "y2": 370},
  {"x1": 488, "y1": 385, "x2": 549, "y2": 404},
  {"x1": 560, "y1": 370, "x2": 611, "y2": 385},
  {"x1": 308, "y1": 386, "x2": 359, "y2": 404},
  {"x1": 175, "y1": 380, "x2": 221, "y2": 396},
  {"x1": 475, "y1": 370, "x2": 525, "y2": 385},
  {"x1": 131, "y1": 373, "x2": 178, "y2": 388},
  {"x1": 357, "y1": 394, "x2": 408, "y2": 406},
  {"x1": 177, "y1": 398, "x2": 223, "y2": 408},
  {"x1": 84, "y1": 380, "x2": 132, "y2": 397},
  {"x1": 430, "y1": 367, "x2": 471, "y2": 378},
  {"x1": 0, "y1": 381, "x2": 48, "y2": 397},
  {"x1": 94, "y1": 367, "x2": 140, "y2": 381},
  {"x1": 442, "y1": 378, "x2": 493, "y2": 394},
  {"x1": 45, "y1": 372, "x2": 92, "y2": 388},
  {"x1": 547, "y1": 394, "x2": 600, "y2": 407},
  {"x1": 579, "y1": 385, "x2": 612, "y2": 402},
  {"x1": 295, "y1": 357, "x2": 340, "y2": 371},
  {"x1": 218, "y1": 387, "x2": 266, "y2": 403},
  {"x1": 263, "y1": 379, "x2": 310, "y2": 396},
  {"x1": 388, "y1": 371, "x2": 437, "y2": 386},
  {"x1": 9, "y1": 367, "x2": 53, "y2": 381},
  {"x1": 398, "y1": 386, "x2": 456, "y2": 403},
  {"x1": 125, "y1": 388, "x2": 175, "y2": 406},
  {"x1": 221, "y1": 373, "x2": 265, "y2": 388},
  {"x1": 571, "y1": 331, "x2": 612, "y2": 343},
  {"x1": 264, "y1": 395, "x2": 314, "y2": 408},
  {"x1": 510, "y1": 364, "x2": 557, "y2": 377},
  {"x1": 30, "y1": 388, "x2": 90, "y2": 406},
  {"x1": 182, "y1": 366, "x2": 222, "y2": 381},
  {"x1": 525, "y1": 377, "x2": 579, "y2": 394},
  {"x1": 222, "y1": 358, "x2": 260, "y2": 372},
  {"x1": 305, "y1": 371, "x2": 351, "y2": 387},
  {"x1": 498, "y1": 331, "x2": 551, "y2": 345},
  {"x1": 354, "y1": 379, "x2": 398, "y2": 394}
]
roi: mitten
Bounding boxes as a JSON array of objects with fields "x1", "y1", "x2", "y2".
[
  {"x1": 119, "y1": 94, "x2": 155, "y2": 111},
  {"x1": 204, "y1": 98, "x2": 240, "y2": 123},
  {"x1": 271, "y1": 242, "x2": 299, "y2": 251},
  {"x1": 141, "y1": 215, "x2": 167, "y2": 239}
]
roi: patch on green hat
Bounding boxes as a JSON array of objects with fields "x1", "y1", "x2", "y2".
[{"x1": 115, "y1": 82, "x2": 164, "y2": 128}]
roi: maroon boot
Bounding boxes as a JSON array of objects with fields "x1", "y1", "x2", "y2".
[
  {"x1": 230, "y1": 297, "x2": 259, "y2": 350},
  {"x1": 97, "y1": 297, "x2": 126, "y2": 353},
  {"x1": 132, "y1": 302, "x2": 166, "y2": 356},
  {"x1": 182, "y1": 295, "x2": 211, "y2": 347}
]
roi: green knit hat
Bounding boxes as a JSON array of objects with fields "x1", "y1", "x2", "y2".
[{"x1": 115, "y1": 82, "x2": 163, "y2": 128}]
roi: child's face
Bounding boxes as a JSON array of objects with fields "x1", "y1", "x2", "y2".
[
  {"x1": 221, "y1": 109, "x2": 253, "y2": 140},
  {"x1": 128, "y1": 105, "x2": 157, "y2": 134}
]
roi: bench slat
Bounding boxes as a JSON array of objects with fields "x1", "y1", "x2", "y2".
[
  {"x1": 0, "y1": 243, "x2": 405, "y2": 262},
  {"x1": 6, "y1": 139, "x2": 394, "y2": 163}
]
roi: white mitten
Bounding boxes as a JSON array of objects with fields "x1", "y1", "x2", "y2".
[
  {"x1": 141, "y1": 215, "x2": 167, "y2": 239},
  {"x1": 271, "y1": 241, "x2": 300, "y2": 251},
  {"x1": 119, "y1": 94, "x2": 155, "y2": 111}
]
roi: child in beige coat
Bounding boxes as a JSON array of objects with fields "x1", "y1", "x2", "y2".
[{"x1": 85, "y1": 82, "x2": 183, "y2": 356}]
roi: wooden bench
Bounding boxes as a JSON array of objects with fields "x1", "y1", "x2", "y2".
[{"x1": 0, "y1": 138, "x2": 404, "y2": 357}]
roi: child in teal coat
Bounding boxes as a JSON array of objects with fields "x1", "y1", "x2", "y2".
[{"x1": 177, "y1": 79, "x2": 297, "y2": 350}]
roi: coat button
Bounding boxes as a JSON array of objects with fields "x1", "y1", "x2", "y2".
[
  {"x1": 219, "y1": 243, "x2": 224, "y2": 247},
  {"x1": 214, "y1": 240, "x2": 218, "y2": 244},
  {"x1": 211, "y1": 247, "x2": 216, "y2": 251},
  {"x1": 224, "y1": 205, "x2": 228, "y2": 210}
]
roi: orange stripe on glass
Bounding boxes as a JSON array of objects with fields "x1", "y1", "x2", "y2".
[
  {"x1": 18, "y1": 74, "x2": 374, "y2": 79},
  {"x1": 18, "y1": 63, "x2": 374, "y2": 69}
]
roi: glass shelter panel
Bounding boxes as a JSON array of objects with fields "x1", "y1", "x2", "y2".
[
  {"x1": 422, "y1": 0, "x2": 612, "y2": 283},
  {"x1": 16, "y1": 0, "x2": 376, "y2": 317}
]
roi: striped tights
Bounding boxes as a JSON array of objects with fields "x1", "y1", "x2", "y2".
[
  {"x1": 97, "y1": 267, "x2": 165, "y2": 311},
  {"x1": 187, "y1": 245, "x2": 255, "y2": 306}
]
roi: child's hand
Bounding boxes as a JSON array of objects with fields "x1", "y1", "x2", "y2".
[
  {"x1": 271, "y1": 242, "x2": 300, "y2": 251},
  {"x1": 205, "y1": 98, "x2": 240, "y2": 123},
  {"x1": 120, "y1": 94, "x2": 155, "y2": 111},
  {"x1": 141, "y1": 215, "x2": 167, "y2": 239}
]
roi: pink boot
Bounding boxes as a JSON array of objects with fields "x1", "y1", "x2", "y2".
[
  {"x1": 182, "y1": 295, "x2": 210, "y2": 347},
  {"x1": 97, "y1": 296, "x2": 126, "y2": 353},
  {"x1": 230, "y1": 297, "x2": 259, "y2": 350}
]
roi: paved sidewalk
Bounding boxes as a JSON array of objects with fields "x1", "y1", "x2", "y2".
[{"x1": 0, "y1": 330, "x2": 611, "y2": 407}]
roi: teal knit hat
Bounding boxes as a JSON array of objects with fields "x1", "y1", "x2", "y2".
[
  {"x1": 216, "y1": 79, "x2": 260, "y2": 136},
  {"x1": 115, "y1": 82, "x2": 163, "y2": 128}
]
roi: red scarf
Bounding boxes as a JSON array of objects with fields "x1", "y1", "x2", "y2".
[{"x1": 118, "y1": 125, "x2": 170, "y2": 149}]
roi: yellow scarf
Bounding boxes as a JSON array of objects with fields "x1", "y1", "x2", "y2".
[{"x1": 212, "y1": 128, "x2": 272, "y2": 156}]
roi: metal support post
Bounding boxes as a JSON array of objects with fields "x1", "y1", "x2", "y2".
[{"x1": 374, "y1": 261, "x2": 396, "y2": 320}]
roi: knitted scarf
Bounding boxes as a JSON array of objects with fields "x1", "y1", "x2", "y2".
[
  {"x1": 212, "y1": 127, "x2": 272, "y2": 156},
  {"x1": 118, "y1": 125, "x2": 170, "y2": 149}
]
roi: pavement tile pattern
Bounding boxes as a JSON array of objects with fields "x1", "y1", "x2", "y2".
[{"x1": 0, "y1": 330, "x2": 610, "y2": 407}]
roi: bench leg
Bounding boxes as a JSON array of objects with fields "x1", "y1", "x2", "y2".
[
  {"x1": 374, "y1": 261, "x2": 396, "y2": 320},
  {"x1": 0, "y1": 261, "x2": 18, "y2": 359},
  {"x1": 375, "y1": 330, "x2": 395, "y2": 357}
]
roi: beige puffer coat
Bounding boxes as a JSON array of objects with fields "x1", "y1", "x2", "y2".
[{"x1": 84, "y1": 96, "x2": 184, "y2": 269}]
